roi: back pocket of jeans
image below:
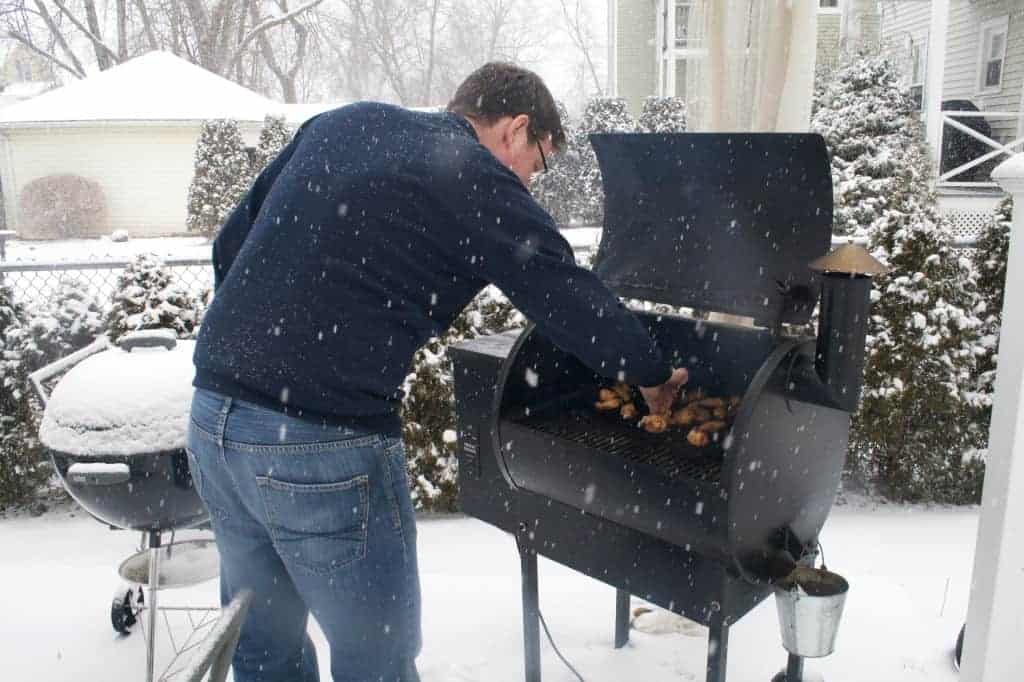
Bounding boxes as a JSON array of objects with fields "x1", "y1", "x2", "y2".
[{"x1": 256, "y1": 474, "x2": 369, "y2": 575}]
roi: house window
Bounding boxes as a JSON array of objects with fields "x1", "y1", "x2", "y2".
[
  {"x1": 675, "y1": 1, "x2": 699, "y2": 49},
  {"x1": 909, "y1": 35, "x2": 927, "y2": 111},
  {"x1": 819, "y1": 0, "x2": 840, "y2": 12},
  {"x1": 661, "y1": 0, "x2": 706, "y2": 99},
  {"x1": 978, "y1": 15, "x2": 1009, "y2": 93}
]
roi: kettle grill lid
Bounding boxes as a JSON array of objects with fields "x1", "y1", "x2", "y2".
[{"x1": 590, "y1": 133, "x2": 833, "y2": 325}]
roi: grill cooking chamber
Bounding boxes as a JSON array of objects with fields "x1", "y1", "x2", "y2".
[
  {"x1": 34, "y1": 334, "x2": 206, "y2": 532},
  {"x1": 452, "y1": 133, "x2": 882, "y2": 682}
]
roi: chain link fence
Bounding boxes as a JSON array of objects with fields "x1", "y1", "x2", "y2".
[{"x1": 0, "y1": 258, "x2": 214, "y2": 311}]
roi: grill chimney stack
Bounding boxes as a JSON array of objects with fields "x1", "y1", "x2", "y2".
[{"x1": 809, "y1": 244, "x2": 888, "y2": 412}]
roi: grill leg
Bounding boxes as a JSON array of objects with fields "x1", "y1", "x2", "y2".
[
  {"x1": 146, "y1": 531, "x2": 161, "y2": 682},
  {"x1": 770, "y1": 654, "x2": 805, "y2": 682},
  {"x1": 614, "y1": 589, "x2": 630, "y2": 649},
  {"x1": 706, "y1": 618, "x2": 729, "y2": 682},
  {"x1": 520, "y1": 544, "x2": 542, "y2": 682}
]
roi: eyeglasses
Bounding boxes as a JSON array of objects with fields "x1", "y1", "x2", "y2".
[{"x1": 536, "y1": 140, "x2": 549, "y2": 174}]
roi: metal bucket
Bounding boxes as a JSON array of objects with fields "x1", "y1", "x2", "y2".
[{"x1": 774, "y1": 565, "x2": 849, "y2": 658}]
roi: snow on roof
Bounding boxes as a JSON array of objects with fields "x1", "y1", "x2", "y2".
[{"x1": 0, "y1": 51, "x2": 283, "y2": 126}]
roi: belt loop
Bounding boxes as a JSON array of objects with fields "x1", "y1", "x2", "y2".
[{"x1": 216, "y1": 397, "x2": 233, "y2": 448}]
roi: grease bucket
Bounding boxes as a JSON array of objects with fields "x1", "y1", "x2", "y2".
[{"x1": 774, "y1": 565, "x2": 849, "y2": 658}]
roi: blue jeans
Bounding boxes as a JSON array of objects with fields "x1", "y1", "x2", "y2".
[{"x1": 186, "y1": 389, "x2": 421, "y2": 682}]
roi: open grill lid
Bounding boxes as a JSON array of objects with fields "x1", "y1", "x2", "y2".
[{"x1": 590, "y1": 133, "x2": 833, "y2": 326}]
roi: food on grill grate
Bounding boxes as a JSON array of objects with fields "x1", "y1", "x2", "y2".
[
  {"x1": 670, "y1": 404, "x2": 711, "y2": 426},
  {"x1": 620, "y1": 403, "x2": 638, "y2": 420},
  {"x1": 638, "y1": 414, "x2": 668, "y2": 433},
  {"x1": 687, "y1": 429, "x2": 710, "y2": 447},
  {"x1": 612, "y1": 382, "x2": 633, "y2": 402}
]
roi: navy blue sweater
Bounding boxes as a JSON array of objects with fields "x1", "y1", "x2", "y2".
[{"x1": 193, "y1": 103, "x2": 669, "y2": 434}]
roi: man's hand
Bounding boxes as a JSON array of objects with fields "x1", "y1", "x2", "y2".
[{"x1": 639, "y1": 368, "x2": 689, "y2": 417}]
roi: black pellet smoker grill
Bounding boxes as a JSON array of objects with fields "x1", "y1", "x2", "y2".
[
  {"x1": 29, "y1": 329, "x2": 220, "y2": 682},
  {"x1": 452, "y1": 133, "x2": 885, "y2": 682}
]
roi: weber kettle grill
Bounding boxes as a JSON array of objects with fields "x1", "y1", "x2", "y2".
[
  {"x1": 30, "y1": 330, "x2": 219, "y2": 682},
  {"x1": 451, "y1": 133, "x2": 885, "y2": 682}
]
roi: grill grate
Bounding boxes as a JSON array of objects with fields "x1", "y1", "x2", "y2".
[{"x1": 515, "y1": 409, "x2": 724, "y2": 484}]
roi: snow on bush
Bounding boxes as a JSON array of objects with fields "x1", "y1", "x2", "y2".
[
  {"x1": 18, "y1": 276, "x2": 103, "y2": 375},
  {"x1": 532, "y1": 97, "x2": 643, "y2": 227},
  {"x1": 815, "y1": 55, "x2": 986, "y2": 503},
  {"x1": 19, "y1": 174, "x2": 106, "y2": 239},
  {"x1": 186, "y1": 119, "x2": 254, "y2": 236},
  {"x1": 971, "y1": 197, "x2": 1012, "y2": 403},
  {"x1": 105, "y1": 253, "x2": 200, "y2": 343},
  {"x1": 401, "y1": 287, "x2": 524, "y2": 512},
  {"x1": 639, "y1": 96, "x2": 688, "y2": 133},
  {"x1": 0, "y1": 280, "x2": 46, "y2": 508},
  {"x1": 255, "y1": 114, "x2": 293, "y2": 171}
]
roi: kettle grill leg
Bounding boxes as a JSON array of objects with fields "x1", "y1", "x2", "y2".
[
  {"x1": 520, "y1": 544, "x2": 541, "y2": 682},
  {"x1": 614, "y1": 589, "x2": 630, "y2": 649},
  {"x1": 706, "y1": 618, "x2": 729, "y2": 682},
  {"x1": 145, "y1": 531, "x2": 161, "y2": 682}
]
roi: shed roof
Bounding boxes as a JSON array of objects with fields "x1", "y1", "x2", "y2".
[{"x1": 0, "y1": 51, "x2": 282, "y2": 125}]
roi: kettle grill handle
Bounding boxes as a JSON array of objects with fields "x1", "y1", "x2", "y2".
[
  {"x1": 28, "y1": 335, "x2": 110, "y2": 406},
  {"x1": 118, "y1": 330, "x2": 178, "y2": 352}
]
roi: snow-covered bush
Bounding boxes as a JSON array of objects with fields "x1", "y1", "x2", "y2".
[
  {"x1": 816, "y1": 55, "x2": 986, "y2": 503},
  {"x1": 186, "y1": 119, "x2": 254, "y2": 236},
  {"x1": 105, "y1": 254, "x2": 200, "y2": 343},
  {"x1": 0, "y1": 281, "x2": 45, "y2": 508},
  {"x1": 255, "y1": 114, "x2": 293, "y2": 171},
  {"x1": 401, "y1": 288, "x2": 524, "y2": 511},
  {"x1": 18, "y1": 276, "x2": 103, "y2": 374},
  {"x1": 19, "y1": 174, "x2": 106, "y2": 239},
  {"x1": 639, "y1": 96, "x2": 688, "y2": 133},
  {"x1": 532, "y1": 97, "x2": 639, "y2": 227},
  {"x1": 971, "y1": 197, "x2": 1012, "y2": 409}
]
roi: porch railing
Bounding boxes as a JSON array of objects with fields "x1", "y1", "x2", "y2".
[{"x1": 938, "y1": 110, "x2": 1024, "y2": 189}]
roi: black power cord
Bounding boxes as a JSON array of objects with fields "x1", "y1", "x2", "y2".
[{"x1": 513, "y1": 535, "x2": 586, "y2": 682}]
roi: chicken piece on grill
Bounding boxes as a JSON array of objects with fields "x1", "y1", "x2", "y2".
[
  {"x1": 669, "y1": 404, "x2": 711, "y2": 426},
  {"x1": 698, "y1": 397, "x2": 726, "y2": 409},
  {"x1": 687, "y1": 429, "x2": 709, "y2": 447},
  {"x1": 712, "y1": 406, "x2": 729, "y2": 420},
  {"x1": 697, "y1": 420, "x2": 727, "y2": 433},
  {"x1": 639, "y1": 414, "x2": 668, "y2": 433},
  {"x1": 612, "y1": 382, "x2": 633, "y2": 402},
  {"x1": 595, "y1": 397, "x2": 622, "y2": 411},
  {"x1": 620, "y1": 403, "x2": 638, "y2": 420},
  {"x1": 598, "y1": 388, "x2": 619, "y2": 402}
]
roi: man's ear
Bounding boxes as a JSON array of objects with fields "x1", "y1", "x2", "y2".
[{"x1": 508, "y1": 114, "x2": 531, "y2": 146}]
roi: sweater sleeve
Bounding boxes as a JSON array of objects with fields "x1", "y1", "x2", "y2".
[
  {"x1": 442, "y1": 154, "x2": 672, "y2": 387},
  {"x1": 211, "y1": 120, "x2": 309, "y2": 289}
]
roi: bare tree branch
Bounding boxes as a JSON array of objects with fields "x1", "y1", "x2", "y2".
[
  {"x1": 116, "y1": 0, "x2": 128, "y2": 60},
  {"x1": 558, "y1": 0, "x2": 602, "y2": 96},
  {"x1": 51, "y1": 0, "x2": 119, "y2": 67},
  {"x1": 132, "y1": 0, "x2": 159, "y2": 52},
  {"x1": 5, "y1": 28, "x2": 84, "y2": 78},
  {"x1": 226, "y1": 0, "x2": 324, "y2": 68},
  {"x1": 29, "y1": 0, "x2": 88, "y2": 77}
]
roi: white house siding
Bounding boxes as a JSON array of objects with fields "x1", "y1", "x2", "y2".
[
  {"x1": 943, "y1": 0, "x2": 1024, "y2": 144},
  {"x1": 0, "y1": 123, "x2": 261, "y2": 239},
  {"x1": 615, "y1": 0, "x2": 658, "y2": 114},
  {"x1": 878, "y1": 0, "x2": 933, "y2": 119}
]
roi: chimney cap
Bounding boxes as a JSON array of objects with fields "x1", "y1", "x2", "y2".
[{"x1": 809, "y1": 243, "x2": 889, "y2": 276}]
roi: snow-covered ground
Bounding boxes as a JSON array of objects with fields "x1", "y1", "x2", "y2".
[{"x1": 0, "y1": 496, "x2": 976, "y2": 681}]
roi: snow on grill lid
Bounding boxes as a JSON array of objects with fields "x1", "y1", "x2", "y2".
[{"x1": 39, "y1": 341, "x2": 196, "y2": 457}]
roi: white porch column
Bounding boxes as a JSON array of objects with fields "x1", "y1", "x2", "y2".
[
  {"x1": 925, "y1": 0, "x2": 950, "y2": 173},
  {"x1": 961, "y1": 154, "x2": 1024, "y2": 681}
]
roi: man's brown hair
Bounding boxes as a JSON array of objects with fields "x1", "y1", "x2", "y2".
[{"x1": 448, "y1": 63, "x2": 566, "y2": 151}]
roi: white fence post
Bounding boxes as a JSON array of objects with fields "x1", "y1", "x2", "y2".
[{"x1": 961, "y1": 154, "x2": 1024, "y2": 681}]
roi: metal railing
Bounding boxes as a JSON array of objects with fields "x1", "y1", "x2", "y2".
[{"x1": 938, "y1": 110, "x2": 1024, "y2": 189}]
